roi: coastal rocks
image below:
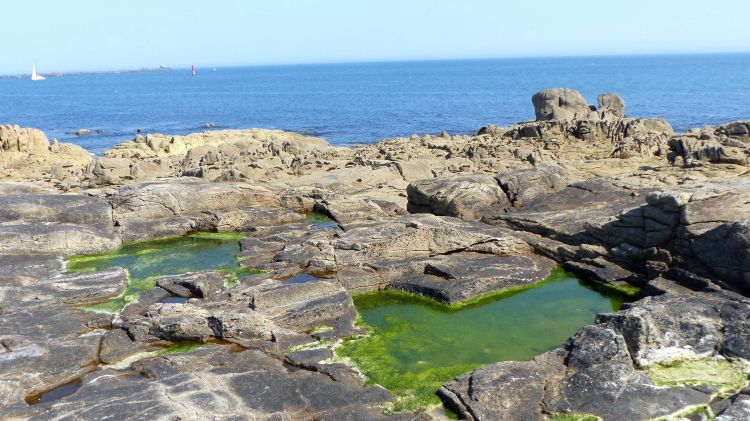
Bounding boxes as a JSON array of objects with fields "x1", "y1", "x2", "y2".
[
  {"x1": 488, "y1": 179, "x2": 646, "y2": 244},
  {"x1": 0, "y1": 222, "x2": 121, "y2": 256},
  {"x1": 597, "y1": 293, "x2": 750, "y2": 364},
  {"x1": 532, "y1": 88, "x2": 599, "y2": 121},
  {"x1": 532, "y1": 89, "x2": 627, "y2": 122},
  {"x1": 716, "y1": 121, "x2": 750, "y2": 141},
  {"x1": 0, "y1": 125, "x2": 94, "y2": 189},
  {"x1": 440, "y1": 290, "x2": 750, "y2": 421},
  {"x1": 0, "y1": 193, "x2": 114, "y2": 226},
  {"x1": 668, "y1": 130, "x2": 750, "y2": 166},
  {"x1": 332, "y1": 214, "x2": 531, "y2": 265},
  {"x1": 100, "y1": 178, "x2": 302, "y2": 241},
  {"x1": 0, "y1": 304, "x2": 105, "y2": 409},
  {"x1": 4, "y1": 346, "x2": 402, "y2": 421},
  {"x1": 90, "y1": 128, "x2": 343, "y2": 186},
  {"x1": 406, "y1": 173, "x2": 510, "y2": 219},
  {"x1": 495, "y1": 163, "x2": 577, "y2": 208},
  {"x1": 587, "y1": 178, "x2": 750, "y2": 293},
  {"x1": 0, "y1": 192, "x2": 120, "y2": 256},
  {"x1": 598, "y1": 92, "x2": 626, "y2": 118},
  {"x1": 125, "y1": 277, "x2": 358, "y2": 351},
  {"x1": 0, "y1": 267, "x2": 127, "y2": 310},
  {"x1": 387, "y1": 252, "x2": 556, "y2": 303},
  {"x1": 406, "y1": 164, "x2": 578, "y2": 220}
]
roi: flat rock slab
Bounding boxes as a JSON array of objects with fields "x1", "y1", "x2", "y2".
[
  {"x1": 0, "y1": 194, "x2": 114, "y2": 225},
  {"x1": 0, "y1": 222, "x2": 121, "y2": 256},
  {"x1": 0, "y1": 305, "x2": 103, "y2": 408},
  {"x1": 0, "y1": 265, "x2": 127, "y2": 314},
  {"x1": 3, "y1": 346, "x2": 403, "y2": 421},
  {"x1": 388, "y1": 252, "x2": 557, "y2": 304},
  {"x1": 488, "y1": 180, "x2": 647, "y2": 244}
]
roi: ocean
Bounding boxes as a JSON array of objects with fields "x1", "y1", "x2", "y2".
[{"x1": 1, "y1": 53, "x2": 748, "y2": 154}]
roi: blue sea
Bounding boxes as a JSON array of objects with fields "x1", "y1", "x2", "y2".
[{"x1": 1, "y1": 53, "x2": 748, "y2": 154}]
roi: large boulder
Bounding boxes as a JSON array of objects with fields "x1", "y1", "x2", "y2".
[
  {"x1": 532, "y1": 88, "x2": 599, "y2": 122},
  {"x1": 495, "y1": 163, "x2": 577, "y2": 208},
  {"x1": 407, "y1": 173, "x2": 510, "y2": 219},
  {"x1": 668, "y1": 133, "x2": 749, "y2": 166},
  {"x1": 597, "y1": 93, "x2": 626, "y2": 119},
  {"x1": 101, "y1": 178, "x2": 305, "y2": 241}
]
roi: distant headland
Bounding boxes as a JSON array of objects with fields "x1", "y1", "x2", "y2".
[{"x1": 0, "y1": 66, "x2": 174, "y2": 79}]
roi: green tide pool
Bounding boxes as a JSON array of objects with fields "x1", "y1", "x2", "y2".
[
  {"x1": 335, "y1": 268, "x2": 628, "y2": 412},
  {"x1": 66, "y1": 232, "x2": 252, "y2": 313}
]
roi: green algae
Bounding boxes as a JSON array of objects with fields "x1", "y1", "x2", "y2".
[
  {"x1": 68, "y1": 232, "x2": 247, "y2": 313},
  {"x1": 335, "y1": 269, "x2": 628, "y2": 412},
  {"x1": 645, "y1": 358, "x2": 750, "y2": 396},
  {"x1": 101, "y1": 341, "x2": 210, "y2": 370},
  {"x1": 304, "y1": 211, "x2": 335, "y2": 224},
  {"x1": 186, "y1": 231, "x2": 246, "y2": 241},
  {"x1": 646, "y1": 404, "x2": 713, "y2": 421},
  {"x1": 547, "y1": 413, "x2": 602, "y2": 421}
]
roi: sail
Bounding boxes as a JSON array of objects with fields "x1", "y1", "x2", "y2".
[{"x1": 31, "y1": 63, "x2": 46, "y2": 81}]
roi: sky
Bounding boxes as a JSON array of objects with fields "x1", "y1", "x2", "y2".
[{"x1": 2, "y1": 0, "x2": 749, "y2": 74}]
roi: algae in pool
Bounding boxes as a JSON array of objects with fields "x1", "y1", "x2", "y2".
[
  {"x1": 335, "y1": 268, "x2": 627, "y2": 412},
  {"x1": 67, "y1": 232, "x2": 255, "y2": 313}
]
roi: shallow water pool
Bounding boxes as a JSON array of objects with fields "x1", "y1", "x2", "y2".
[
  {"x1": 66, "y1": 232, "x2": 249, "y2": 313},
  {"x1": 335, "y1": 268, "x2": 627, "y2": 411}
]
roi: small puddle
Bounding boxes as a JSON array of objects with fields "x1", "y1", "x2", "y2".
[
  {"x1": 283, "y1": 273, "x2": 320, "y2": 284},
  {"x1": 335, "y1": 267, "x2": 629, "y2": 412},
  {"x1": 67, "y1": 232, "x2": 247, "y2": 313},
  {"x1": 159, "y1": 296, "x2": 188, "y2": 304},
  {"x1": 25, "y1": 378, "x2": 82, "y2": 405},
  {"x1": 304, "y1": 212, "x2": 339, "y2": 230}
]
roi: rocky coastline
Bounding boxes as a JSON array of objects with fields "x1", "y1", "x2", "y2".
[{"x1": 1, "y1": 88, "x2": 749, "y2": 420}]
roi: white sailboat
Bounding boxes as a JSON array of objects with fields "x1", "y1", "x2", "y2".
[{"x1": 31, "y1": 63, "x2": 46, "y2": 81}]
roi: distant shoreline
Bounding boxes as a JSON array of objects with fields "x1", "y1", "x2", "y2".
[{"x1": 0, "y1": 66, "x2": 174, "y2": 79}]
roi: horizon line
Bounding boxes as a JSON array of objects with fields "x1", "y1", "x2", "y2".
[{"x1": 4, "y1": 50, "x2": 749, "y2": 77}]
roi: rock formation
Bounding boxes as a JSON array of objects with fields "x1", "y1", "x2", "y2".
[{"x1": 2, "y1": 89, "x2": 750, "y2": 420}]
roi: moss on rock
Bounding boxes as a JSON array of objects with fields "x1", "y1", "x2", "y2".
[{"x1": 645, "y1": 357, "x2": 750, "y2": 396}]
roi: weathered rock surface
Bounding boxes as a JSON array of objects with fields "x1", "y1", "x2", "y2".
[
  {"x1": 99, "y1": 178, "x2": 306, "y2": 241},
  {"x1": 4, "y1": 346, "x2": 409, "y2": 421},
  {"x1": 0, "y1": 125, "x2": 94, "y2": 189},
  {"x1": 407, "y1": 173, "x2": 510, "y2": 219},
  {"x1": 2, "y1": 89, "x2": 750, "y2": 420},
  {"x1": 123, "y1": 276, "x2": 358, "y2": 351},
  {"x1": 0, "y1": 191, "x2": 120, "y2": 256},
  {"x1": 532, "y1": 88, "x2": 599, "y2": 121},
  {"x1": 440, "y1": 291, "x2": 750, "y2": 421}
]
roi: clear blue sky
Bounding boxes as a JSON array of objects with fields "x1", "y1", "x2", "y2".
[{"x1": 3, "y1": 0, "x2": 749, "y2": 74}]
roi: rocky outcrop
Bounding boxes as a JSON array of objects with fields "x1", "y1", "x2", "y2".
[
  {"x1": 0, "y1": 191, "x2": 120, "y2": 256},
  {"x1": 495, "y1": 163, "x2": 577, "y2": 208},
  {"x1": 0, "y1": 125, "x2": 94, "y2": 189},
  {"x1": 669, "y1": 125, "x2": 750, "y2": 166},
  {"x1": 598, "y1": 92, "x2": 626, "y2": 118},
  {"x1": 406, "y1": 174, "x2": 510, "y2": 219},
  {"x1": 3, "y1": 346, "x2": 403, "y2": 420},
  {"x1": 406, "y1": 164, "x2": 578, "y2": 219},
  {"x1": 238, "y1": 213, "x2": 555, "y2": 304},
  {"x1": 2, "y1": 88, "x2": 750, "y2": 420},
  {"x1": 716, "y1": 121, "x2": 750, "y2": 141},
  {"x1": 99, "y1": 178, "x2": 306, "y2": 241},
  {"x1": 532, "y1": 88, "x2": 599, "y2": 122},
  {"x1": 440, "y1": 290, "x2": 750, "y2": 421}
]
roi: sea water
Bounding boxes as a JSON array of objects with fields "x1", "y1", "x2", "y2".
[{"x1": 1, "y1": 54, "x2": 748, "y2": 154}]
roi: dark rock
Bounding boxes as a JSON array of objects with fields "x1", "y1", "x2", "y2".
[
  {"x1": 532, "y1": 88, "x2": 598, "y2": 122},
  {"x1": 495, "y1": 163, "x2": 576, "y2": 208},
  {"x1": 598, "y1": 93, "x2": 626, "y2": 118},
  {"x1": 406, "y1": 173, "x2": 510, "y2": 219}
]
